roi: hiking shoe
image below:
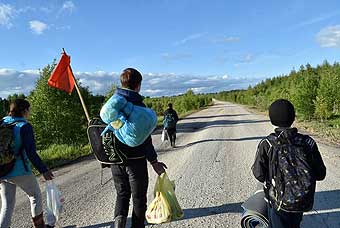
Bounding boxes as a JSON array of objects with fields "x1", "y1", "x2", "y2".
[{"x1": 114, "y1": 215, "x2": 127, "y2": 228}]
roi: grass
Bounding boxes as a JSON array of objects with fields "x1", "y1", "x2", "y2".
[
  {"x1": 297, "y1": 119, "x2": 340, "y2": 145},
  {"x1": 33, "y1": 144, "x2": 92, "y2": 175},
  {"x1": 241, "y1": 103, "x2": 340, "y2": 145}
]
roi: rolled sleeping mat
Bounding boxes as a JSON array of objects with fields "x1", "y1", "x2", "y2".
[{"x1": 241, "y1": 190, "x2": 269, "y2": 228}]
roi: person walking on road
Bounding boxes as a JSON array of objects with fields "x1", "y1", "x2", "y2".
[
  {"x1": 252, "y1": 99, "x2": 326, "y2": 228},
  {"x1": 101, "y1": 68, "x2": 167, "y2": 228},
  {"x1": 0, "y1": 99, "x2": 54, "y2": 228},
  {"x1": 163, "y1": 103, "x2": 179, "y2": 148}
]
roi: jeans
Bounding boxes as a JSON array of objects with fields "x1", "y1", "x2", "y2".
[
  {"x1": 268, "y1": 207, "x2": 303, "y2": 228},
  {"x1": 111, "y1": 159, "x2": 148, "y2": 228},
  {"x1": 0, "y1": 174, "x2": 43, "y2": 228}
]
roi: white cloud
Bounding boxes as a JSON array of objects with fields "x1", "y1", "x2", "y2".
[
  {"x1": 140, "y1": 72, "x2": 262, "y2": 97},
  {"x1": 0, "y1": 68, "x2": 17, "y2": 76},
  {"x1": 0, "y1": 68, "x2": 39, "y2": 98},
  {"x1": 243, "y1": 53, "x2": 254, "y2": 62},
  {"x1": 222, "y1": 36, "x2": 240, "y2": 42},
  {"x1": 0, "y1": 3, "x2": 14, "y2": 28},
  {"x1": 144, "y1": 89, "x2": 163, "y2": 95},
  {"x1": 316, "y1": 25, "x2": 340, "y2": 48},
  {"x1": 29, "y1": 20, "x2": 48, "y2": 34},
  {"x1": 174, "y1": 33, "x2": 205, "y2": 46},
  {"x1": 0, "y1": 68, "x2": 264, "y2": 98},
  {"x1": 290, "y1": 10, "x2": 340, "y2": 30},
  {"x1": 62, "y1": 1, "x2": 75, "y2": 13},
  {"x1": 21, "y1": 69, "x2": 39, "y2": 74},
  {"x1": 213, "y1": 36, "x2": 240, "y2": 43},
  {"x1": 161, "y1": 53, "x2": 192, "y2": 62},
  {"x1": 16, "y1": 6, "x2": 36, "y2": 14}
]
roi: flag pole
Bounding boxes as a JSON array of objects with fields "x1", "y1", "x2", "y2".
[{"x1": 62, "y1": 48, "x2": 90, "y2": 122}]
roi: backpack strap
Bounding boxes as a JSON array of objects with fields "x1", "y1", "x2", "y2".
[
  {"x1": 15, "y1": 120, "x2": 29, "y2": 172},
  {"x1": 265, "y1": 134, "x2": 277, "y2": 156},
  {"x1": 0, "y1": 119, "x2": 28, "y2": 172}
]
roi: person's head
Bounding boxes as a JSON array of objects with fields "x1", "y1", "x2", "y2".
[
  {"x1": 9, "y1": 99, "x2": 30, "y2": 119},
  {"x1": 269, "y1": 99, "x2": 295, "y2": 128},
  {"x1": 168, "y1": 103, "x2": 173, "y2": 109},
  {"x1": 120, "y1": 68, "x2": 142, "y2": 92}
]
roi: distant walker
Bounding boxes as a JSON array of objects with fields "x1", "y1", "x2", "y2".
[{"x1": 163, "y1": 103, "x2": 179, "y2": 148}]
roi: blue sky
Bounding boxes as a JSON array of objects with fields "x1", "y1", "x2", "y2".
[{"x1": 1, "y1": 0, "x2": 340, "y2": 98}]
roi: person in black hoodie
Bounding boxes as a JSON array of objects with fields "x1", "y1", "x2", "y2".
[
  {"x1": 163, "y1": 103, "x2": 179, "y2": 148},
  {"x1": 110, "y1": 68, "x2": 167, "y2": 228},
  {"x1": 251, "y1": 99, "x2": 326, "y2": 228}
]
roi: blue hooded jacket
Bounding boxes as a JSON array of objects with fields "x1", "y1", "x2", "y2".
[
  {"x1": 100, "y1": 88, "x2": 158, "y2": 162},
  {"x1": 100, "y1": 90, "x2": 157, "y2": 147},
  {"x1": 1, "y1": 116, "x2": 48, "y2": 178}
]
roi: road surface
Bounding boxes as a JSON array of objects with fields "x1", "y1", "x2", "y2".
[{"x1": 6, "y1": 101, "x2": 340, "y2": 227}]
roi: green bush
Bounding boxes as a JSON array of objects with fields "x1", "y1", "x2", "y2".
[{"x1": 37, "y1": 144, "x2": 91, "y2": 170}]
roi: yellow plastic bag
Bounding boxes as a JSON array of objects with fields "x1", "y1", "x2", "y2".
[{"x1": 146, "y1": 173, "x2": 184, "y2": 224}]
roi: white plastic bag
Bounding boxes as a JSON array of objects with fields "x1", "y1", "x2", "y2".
[
  {"x1": 161, "y1": 129, "x2": 168, "y2": 142},
  {"x1": 46, "y1": 180, "x2": 64, "y2": 225}
]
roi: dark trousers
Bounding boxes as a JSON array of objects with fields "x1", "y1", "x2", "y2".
[
  {"x1": 268, "y1": 207, "x2": 303, "y2": 228},
  {"x1": 166, "y1": 128, "x2": 176, "y2": 146},
  {"x1": 111, "y1": 159, "x2": 149, "y2": 228}
]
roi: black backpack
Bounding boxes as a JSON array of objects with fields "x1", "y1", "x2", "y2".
[
  {"x1": 0, "y1": 120, "x2": 27, "y2": 177},
  {"x1": 267, "y1": 133, "x2": 315, "y2": 212},
  {"x1": 163, "y1": 113, "x2": 176, "y2": 129},
  {"x1": 87, "y1": 118, "x2": 127, "y2": 165}
]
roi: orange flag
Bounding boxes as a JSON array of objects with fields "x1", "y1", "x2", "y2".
[{"x1": 48, "y1": 52, "x2": 75, "y2": 94}]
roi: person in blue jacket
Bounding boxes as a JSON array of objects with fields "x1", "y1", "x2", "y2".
[
  {"x1": 109, "y1": 68, "x2": 167, "y2": 228},
  {"x1": 0, "y1": 99, "x2": 54, "y2": 228}
]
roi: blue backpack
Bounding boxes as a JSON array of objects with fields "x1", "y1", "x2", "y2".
[{"x1": 163, "y1": 113, "x2": 176, "y2": 129}]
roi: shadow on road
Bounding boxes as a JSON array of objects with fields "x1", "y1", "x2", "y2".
[
  {"x1": 183, "y1": 114, "x2": 250, "y2": 120},
  {"x1": 65, "y1": 222, "x2": 113, "y2": 228},
  {"x1": 179, "y1": 203, "x2": 243, "y2": 221},
  {"x1": 156, "y1": 136, "x2": 265, "y2": 153},
  {"x1": 303, "y1": 189, "x2": 340, "y2": 227},
  {"x1": 64, "y1": 190, "x2": 340, "y2": 227},
  {"x1": 178, "y1": 136, "x2": 266, "y2": 148},
  {"x1": 65, "y1": 217, "x2": 132, "y2": 228},
  {"x1": 176, "y1": 119, "x2": 269, "y2": 133}
]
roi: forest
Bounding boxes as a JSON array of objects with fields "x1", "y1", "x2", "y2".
[{"x1": 214, "y1": 61, "x2": 340, "y2": 142}]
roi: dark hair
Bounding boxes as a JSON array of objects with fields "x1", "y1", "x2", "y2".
[
  {"x1": 9, "y1": 99, "x2": 30, "y2": 117},
  {"x1": 120, "y1": 68, "x2": 142, "y2": 90},
  {"x1": 168, "y1": 103, "x2": 173, "y2": 109}
]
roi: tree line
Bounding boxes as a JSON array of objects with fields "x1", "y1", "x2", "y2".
[
  {"x1": 215, "y1": 61, "x2": 340, "y2": 125},
  {"x1": 0, "y1": 62, "x2": 212, "y2": 150}
]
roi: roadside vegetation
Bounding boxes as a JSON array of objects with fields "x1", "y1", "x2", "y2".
[
  {"x1": 214, "y1": 61, "x2": 340, "y2": 144},
  {"x1": 0, "y1": 62, "x2": 213, "y2": 169}
]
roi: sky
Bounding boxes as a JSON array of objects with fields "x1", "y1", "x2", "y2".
[{"x1": 1, "y1": 0, "x2": 340, "y2": 98}]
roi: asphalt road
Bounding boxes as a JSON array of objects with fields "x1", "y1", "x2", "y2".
[{"x1": 6, "y1": 101, "x2": 340, "y2": 228}]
